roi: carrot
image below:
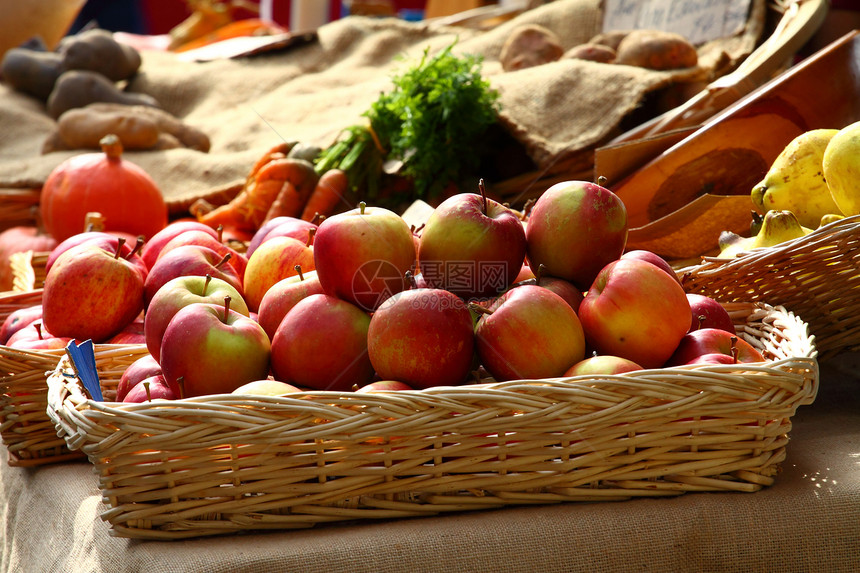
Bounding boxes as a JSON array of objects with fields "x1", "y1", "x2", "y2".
[
  {"x1": 300, "y1": 168, "x2": 349, "y2": 222},
  {"x1": 198, "y1": 157, "x2": 317, "y2": 231}
]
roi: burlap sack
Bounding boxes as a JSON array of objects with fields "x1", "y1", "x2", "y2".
[{"x1": 0, "y1": 0, "x2": 764, "y2": 215}]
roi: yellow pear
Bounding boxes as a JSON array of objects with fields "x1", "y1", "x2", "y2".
[
  {"x1": 823, "y1": 120, "x2": 860, "y2": 216},
  {"x1": 751, "y1": 129, "x2": 842, "y2": 228},
  {"x1": 717, "y1": 209, "x2": 813, "y2": 259}
]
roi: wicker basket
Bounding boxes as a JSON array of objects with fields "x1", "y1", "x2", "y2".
[
  {"x1": 680, "y1": 214, "x2": 860, "y2": 361},
  {"x1": 46, "y1": 301, "x2": 817, "y2": 540},
  {"x1": 0, "y1": 188, "x2": 40, "y2": 232},
  {"x1": 0, "y1": 343, "x2": 149, "y2": 466},
  {"x1": 9, "y1": 250, "x2": 49, "y2": 292},
  {"x1": 0, "y1": 288, "x2": 43, "y2": 325}
]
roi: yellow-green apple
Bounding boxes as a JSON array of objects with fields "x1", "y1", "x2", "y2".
[
  {"x1": 116, "y1": 354, "x2": 164, "y2": 401},
  {"x1": 243, "y1": 232, "x2": 315, "y2": 312},
  {"x1": 473, "y1": 284, "x2": 586, "y2": 381},
  {"x1": 665, "y1": 328, "x2": 765, "y2": 366},
  {"x1": 578, "y1": 258, "x2": 690, "y2": 369},
  {"x1": 270, "y1": 294, "x2": 374, "y2": 391},
  {"x1": 563, "y1": 353, "x2": 643, "y2": 376},
  {"x1": 107, "y1": 316, "x2": 145, "y2": 344},
  {"x1": 0, "y1": 304, "x2": 43, "y2": 344},
  {"x1": 355, "y1": 380, "x2": 415, "y2": 392},
  {"x1": 686, "y1": 293, "x2": 734, "y2": 333},
  {"x1": 418, "y1": 183, "x2": 526, "y2": 300},
  {"x1": 620, "y1": 249, "x2": 681, "y2": 285},
  {"x1": 122, "y1": 374, "x2": 180, "y2": 402},
  {"x1": 144, "y1": 274, "x2": 248, "y2": 362},
  {"x1": 526, "y1": 180, "x2": 628, "y2": 290},
  {"x1": 313, "y1": 203, "x2": 416, "y2": 311},
  {"x1": 159, "y1": 297, "x2": 271, "y2": 397},
  {"x1": 256, "y1": 267, "x2": 324, "y2": 341},
  {"x1": 157, "y1": 229, "x2": 247, "y2": 283},
  {"x1": 42, "y1": 240, "x2": 146, "y2": 342},
  {"x1": 247, "y1": 216, "x2": 318, "y2": 257},
  {"x1": 5, "y1": 321, "x2": 72, "y2": 350},
  {"x1": 143, "y1": 244, "x2": 244, "y2": 307},
  {"x1": 140, "y1": 220, "x2": 218, "y2": 270},
  {"x1": 231, "y1": 379, "x2": 302, "y2": 396},
  {"x1": 367, "y1": 288, "x2": 475, "y2": 389},
  {"x1": 46, "y1": 231, "x2": 147, "y2": 278}
]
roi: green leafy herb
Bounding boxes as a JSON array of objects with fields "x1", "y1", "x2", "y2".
[{"x1": 315, "y1": 40, "x2": 501, "y2": 205}]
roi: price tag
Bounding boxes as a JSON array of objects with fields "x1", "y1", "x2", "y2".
[
  {"x1": 603, "y1": 0, "x2": 752, "y2": 45},
  {"x1": 65, "y1": 340, "x2": 103, "y2": 402}
]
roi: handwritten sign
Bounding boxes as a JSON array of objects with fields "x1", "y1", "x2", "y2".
[{"x1": 603, "y1": 0, "x2": 752, "y2": 45}]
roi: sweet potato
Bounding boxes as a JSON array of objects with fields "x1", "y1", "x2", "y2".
[
  {"x1": 53, "y1": 107, "x2": 160, "y2": 150},
  {"x1": 615, "y1": 30, "x2": 698, "y2": 71},
  {"x1": 84, "y1": 103, "x2": 211, "y2": 152},
  {"x1": 499, "y1": 24, "x2": 563, "y2": 72}
]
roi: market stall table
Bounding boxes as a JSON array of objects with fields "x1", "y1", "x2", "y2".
[{"x1": 1, "y1": 353, "x2": 858, "y2": 572}]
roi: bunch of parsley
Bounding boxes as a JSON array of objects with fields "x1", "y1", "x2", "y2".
[{"x1": 315, "y1": 41, "x2": 501, "y2": 204}]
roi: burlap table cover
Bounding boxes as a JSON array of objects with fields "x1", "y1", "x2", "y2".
[
  {"x1": 0, "y1": 0, "x2": 763, "y2": 214},
  {"x1": 1, "y1": 353, "x2": 857, "y2": 572}
]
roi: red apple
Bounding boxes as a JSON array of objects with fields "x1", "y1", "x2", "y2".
[
  {"x1": 621, "y1": 250, "x2": 681, "y2": 285},
  {"x1": 143, "y1": 244, "x2": 244, "y2": 307},
  {"x1": 243, "y1": 233, "x2": 315, "y2": 312},
  {"x1": 563, "y1": 354, "x2": 643, "y2": 376},
  {"x1": 159, "y1": 297, "x2": 271, "y2": 397},
  {"x1": 5, "y1": 321, "x2": 71, "y2": 350},
  {"x1": 270, "y1": 294, "x2": 374, "y2": 391},
  {"x1": 514, "y1": 263, "x2": 536, "y2": 283},
  {"x1": 231, "y1": 379, "x2": 303, "y2": 396},
  {"x1": 123, "y1": 374, "x2": 180, "y2": 402},
  {"x1": 0, "y1": 225, "x2": 57, "y2": 290},
  {"x1": 144, "y1": 274, "x2": 249, "y2": 362},
  {"x1": 46, "y1": 231, "x2": 147, "y2": 278},
  {"x1": 247, "y1": 217, "x2": 318, "y2": 257},
  {"x1": 106, "y1": 317, "x2": 146, "y2": 344},
  {"x1": 418, "y1": 183, "x2": 526, "y2": 300},
  {"x1": 157, "y1": 229, "x2": 248, "y2": 283},
  {"x1": 686, "y1": 293, "x2": 735, "y2": 334},
  {"x1": 474, "y1": 284, "x2": 586, "y2": 381},
  {"x1": 519, "y1": 264, "x2": 584, "y2": 313},
  {"x1": 0, "y1": 304, "x2": 43, "y2": 344},
  {"x1": 685, "y1": 353, "x2": 738, "y2": 365},
  {"x1": 42, "y1": 241, "x2": 146, "y2": 342},
  {"x1": 578, "y1": 258, "x2": 690, "y2": 369},
  {"x1": 525, "y1": 180, "x2": 628, "y2": 290},
  {"x1": 367, "y1": 288, "x2": 475, "y2": 389},
  {"x1": 140, "y1": 220, "x2": 218, "y2": 270},
  {"x1": 665, "y1": 328, "x2": 765, "y2": 367},
  {"x1": 116, "y1": 353, "x2": 164, "y2": 401},
  {"x1": 355, "y1": 380, "x2": 415, "y2": 393},
  {"x1": 313, "y1": 203, "x2": 416, "y2": 311},
  {"x1": 256, "y1": 267, "x2": 324, "y2": 341}
]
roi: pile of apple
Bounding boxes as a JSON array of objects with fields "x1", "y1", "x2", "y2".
[{"x1": 0, "y1": 179, "x2": 766, "y2": 403}]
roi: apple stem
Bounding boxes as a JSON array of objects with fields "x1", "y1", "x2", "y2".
[
  {"x1": 306, "y1": 228, "x2": 316, "y2": 247},
  {"x1": 34, "y1": 322, "x2": 44, "y2": 340},
  {"x1": 536, "y1": 263, "x2": 547, "y2": 285},
  {"x1": 311, "y1": 213, "x2": 326, "y2": 225},
  {"x1": 215, "y1": 253, "x2": 232, "y2": 269},
  {"x1": 295, "y1": 265, "x2": 304, "y2": 281},
  {"x1": 478, "y1": 178, "x2": 488, "y2": 216},
  {"x1": 696, "y1": 315, "x2": 706, "y2": 331},
  {"x1": 203, "y1": 273, "x2": 213, "y2": 293},
  {"x1": 413, "y1": 223, "x2": 425, "y2": 235},
  {"x1": 521, "y1": 198, "x2": 536, "y2": 220},
  {"x1": 177, "y1": 376, "x2": 186, "y2": 400},
  {"x1": 223, "y1": 296, "x2": 232, "y2": 321},
  {"x1": 216, "y1": 224, "x2": 224, "y2": 243},
  {"x1": 405, "y1": 270, "x2": 418, "y2": 289},
  {"x1": 351, "y1": 383, "x2": 359, "y2": 392},
  {"x1": 359, "y1": 201, "x2": 367, "y2": 215},
  {"x1": 730, "y1": 336, "x2": 739, "y2": 364},
  {"x1": 597, "y1": 175, "x2": 608, "y2": 187},
  {"x1": 468, "y1": 302, "x2": 494, "y2": 316},
  {"x1": 127, "y1": 236, "x2": 145, "y2": 260},
  {"x1": 143, "y1": 381, "x2": 151, "y2": 402},
  {"x1": 114, "y1": 237, "x2": 126, "y2": 260}
]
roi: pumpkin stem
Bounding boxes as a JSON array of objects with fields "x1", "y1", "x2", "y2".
[{"x1": 100, "y1": 134, "x2": 124, "y2": 162}]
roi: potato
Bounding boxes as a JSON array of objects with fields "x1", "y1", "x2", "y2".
[
  {"x1": 57, "y1": 28, "x2": 141, "y2": 82},
  {"x1": 0, "y1": 48, "x2": 64, "y2": 101},
  {"x1": 564, "y1": 43, "x2": 616, "y2": 64},
  {"x1": 615, "y1": 30, "x2": 698, "y2": 71},
  {"x1": 46, "y1": 70, "x2": 160, "y2": 119},
  {"x1": 84, "y1": 103, "x2": 211, "y2": 152},
  {"x1": 589, "y1": 30, "x2": 631, "y2": 51},
  {"x1": 500, "y1": 24, "x2": 564, "y2": 72},
  {"x1": 56, "y1": 107, "x2": 161, "y2": 150}
]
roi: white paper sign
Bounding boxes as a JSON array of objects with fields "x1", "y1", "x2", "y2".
[{"x1": 603, "y1": 0, "x2": 753, "y2": 45}]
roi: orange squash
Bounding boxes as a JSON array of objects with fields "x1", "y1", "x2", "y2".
[{"x1": 40, "y1": 134, "x2": 168, "y2": 242}]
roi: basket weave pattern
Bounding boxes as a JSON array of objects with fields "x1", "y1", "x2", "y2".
[
  {"x1": 46, "y1": 302, "x2": 817, "y2": 539},
  {"x1": 680, "y1": 215, "x2": 860, "y2": 361}
]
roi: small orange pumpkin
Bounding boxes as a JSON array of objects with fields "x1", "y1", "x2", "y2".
[{"x1": 40, "y1": 134, "x2": 168, "y2": 242}]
